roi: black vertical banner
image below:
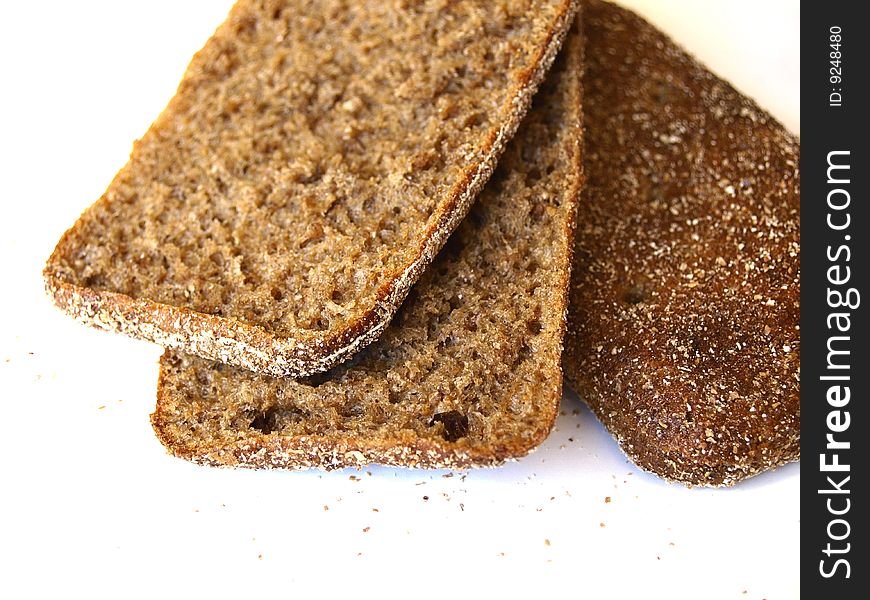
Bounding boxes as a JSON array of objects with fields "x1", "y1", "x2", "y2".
[{"x1": 801, "y1": 2, "x2": 869, "y2": 597}]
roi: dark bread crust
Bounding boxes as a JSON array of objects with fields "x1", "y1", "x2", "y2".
[
  {"x1": 44, "y1": 0, "x2": 580, "y2": 378},
  {"x1": 563, "y1": 0, "x2": 799, "y2": 486},
  {"x1": 151, "y1": 20, "x2": 585, "y2": 470}
]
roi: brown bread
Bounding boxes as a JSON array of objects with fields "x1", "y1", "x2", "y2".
[
  {"x1": 44, "y1": 0, "x2": 579, "y2": 377},
  {"x1": 150, "y1": 21, "x2": 584, "y2": 470},
  {"x1": 563, "y1": 0, "x2": 800, "y2": 486}
]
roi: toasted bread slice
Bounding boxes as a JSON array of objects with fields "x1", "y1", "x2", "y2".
[
  {"x1": 45, "y1": 0, "x2": 579, "y2": 377},
  {"x1": 151, "y1": 21, "x2": 584, "y2": 469},
  {"x1": 563, "y1": 0, "x2": 799, "y2": 486}
]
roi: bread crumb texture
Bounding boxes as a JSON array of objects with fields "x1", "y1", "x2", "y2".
[
  {"x1": 563, "y1": 0, "x2": 800, "y2": 486},
  {"x1": 152, "y1": 23, "x2": 585, "y2": 470},
  {"x1": 45, "y1": 0, "x2": 579, "y2": 377}
]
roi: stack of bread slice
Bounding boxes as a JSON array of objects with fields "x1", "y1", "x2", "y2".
[{"x1": 45, "y1": 0, "x2": 799, "y2": 486}]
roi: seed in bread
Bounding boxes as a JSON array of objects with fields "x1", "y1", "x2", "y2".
[
  {"x1": 151, "y1": 21, "x2": 585, "y2": 470},
  {"x1": 562, "y1": 0, "x2": 800, "y2": 486},
  {"x1": 44, "y1": 0, "x2": 580, "y2": 377}
]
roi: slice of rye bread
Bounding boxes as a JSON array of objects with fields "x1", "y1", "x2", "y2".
[
  {"x1": 44, "y1": 0, "x2": 580, "y2": 378},
  {"x1": 563, "y1": 0, "x2": 799, "y2": 487},
  {"x1": 150, "y1": 20, "x2": 585, "y2": 470}
]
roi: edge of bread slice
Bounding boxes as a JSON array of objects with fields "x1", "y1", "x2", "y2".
[
  {"x1": 151, "y1": 18, "x2": 585, "y2": 470},
  {"x1": 563, "y1": 0, "x2": 799, "y2": 486},
  {"x1": 44, "y1": 0, "x2": 580, "y2": 378}
]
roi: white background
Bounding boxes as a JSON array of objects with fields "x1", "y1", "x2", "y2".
[{"x1": 0, "y1": 1, "x2": 799, "y2": 598}]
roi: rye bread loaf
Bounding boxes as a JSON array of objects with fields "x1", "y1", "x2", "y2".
[
  {"x1": 563, "y1": 0, "x2": 799, "y2": 486},
  {"x1": 151, "y1": 21, "x2": 584, "y2": 470},
  {"x1": 44, "y1": 0, "x2": 579, "y2": 377}
]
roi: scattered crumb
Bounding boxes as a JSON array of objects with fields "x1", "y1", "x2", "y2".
[
  {"x1": 362, "y1": 527, "x2": 370, "y2": 533},
  {"x1": 599, "y1": 522, "x2": 605, "y2": 528},
  {"x1": 544, "y1": 539, "x2": 551, "y2": 546},
  {"x1": 372, "y1": 508, "x2": 379, "y2": 513},
  {"x1": 349, "y1": 475, "x2": 360, "y2": 481},
  {"x1": 604, "y1": 496, "x2": 611, "y2": 504},
  {"x1": 323, "y1": 505, "x2": 329, "y2": 511},
  {"x1": 258, "y1": 554, "x2": 263, "y2": 560}
]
